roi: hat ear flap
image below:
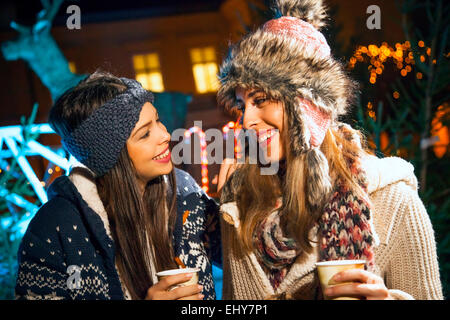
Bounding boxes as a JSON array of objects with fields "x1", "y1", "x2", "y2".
[
  {"x1": 305, "y1": 147, "x2": 332, "y2": 212},
  {"x1": 285, "y1": 98, "x2": 310, "y2": 157}
]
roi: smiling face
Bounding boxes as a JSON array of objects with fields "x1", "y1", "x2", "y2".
[
  {"x1": 126, "y1": 102, "x2": 172, "y2": 187},
  {"x1": 235, "y1": 87, "x2": 286, "y2": 162}
]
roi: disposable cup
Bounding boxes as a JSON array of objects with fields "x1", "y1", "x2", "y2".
[
  {"x1": 315, "y1": 260, "x2": 366, "y2": 300},
  {"x1": 156, "y1": 267, "x2": 200, "y2": 291}
]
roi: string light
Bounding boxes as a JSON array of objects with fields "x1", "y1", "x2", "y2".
[
  {"x1": 431, "y1": 103, "x2": 449, "y2": 158},
  {"x1": 222, "y1": 119, "x2": 243, "y2": 160},
  {"x1": 184, "y1": 126, "x2": 209, "y2": 193},
  {"x1": 348, "y1": 40, "x2": 432, "y2": 84},
  {"x1": 367, "y1": 102, "x2": 376, "y2": 120},
  {"x1": 350, "y1": 42, "x2": 448, "y2": 158}
]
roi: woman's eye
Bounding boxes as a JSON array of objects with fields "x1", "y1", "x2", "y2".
[
  {"x1": 254, "y1": 97, "x2": 267, "y2": 105},
  {"x1": 141, "y1": 130, "x2": 150, "y2": 139},
  {"x1": 236, "y1": 103, "x2": 245, "y2": 112}
]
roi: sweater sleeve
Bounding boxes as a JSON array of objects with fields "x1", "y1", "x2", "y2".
[
  {"x1": 175, "y1": 168, "x2": 222, "y2": 267},
  {"x1": 203, "y1": 193, "x2": 222, "y2": 267},
  {"x1": 15, "y1": 211, "x2": 70, "y2": 300},
  {"x1": 385, "y1": 182, "x2": 444, "y2": 300}
]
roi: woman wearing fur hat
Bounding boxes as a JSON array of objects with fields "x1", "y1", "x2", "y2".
[
  {"x1": 217, "y1": 0, "x2": 443, "y2": 300},
  {"x1": 15, "y1": 71, "x2": 221, "y2": 300}
]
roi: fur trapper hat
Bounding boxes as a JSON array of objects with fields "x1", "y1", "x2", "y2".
[{"x1": 218, "y1": 0, "x2": 358, "y2": 210}]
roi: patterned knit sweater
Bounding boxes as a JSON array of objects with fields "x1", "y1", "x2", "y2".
[
  {"x1": 15, "y1": 168, "x2": 221, "y2": 300},
  {"x1": 219, "y1": 156, "x2": 444, "y2": 300}
]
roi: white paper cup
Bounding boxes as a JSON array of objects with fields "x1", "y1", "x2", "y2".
[
  {"x1": 156, "y1": 268, "x2": 200, "y2": 291},
  {"x1": 315, "y1": 260, "x2": 366, "y2": 300}
]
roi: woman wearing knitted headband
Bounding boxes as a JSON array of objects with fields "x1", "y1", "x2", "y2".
[
  {"x1": 217, "y1": 0, "x2": 442, "y2": 300},
  {"x1": 15, "y1": 71, "x2": 221, "y2": 300}
]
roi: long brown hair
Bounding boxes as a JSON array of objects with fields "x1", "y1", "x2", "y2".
[
  {"x1": 49, "y1": 70, "x2": 177, "y2": 299},
  {"x1": 96, "y1": 149, "x2": 177, "y2": 299},
  {"x1": 235, "y1": 108, "x2": 370, "y2": 255}
]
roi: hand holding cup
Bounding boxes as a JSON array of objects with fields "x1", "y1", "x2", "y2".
[
  {"x1": 146, "y1": 268, "x2": 203, "y2": 300},
  {"x1": 316, "y1": 260, "x2": 392, "y2": 300}
]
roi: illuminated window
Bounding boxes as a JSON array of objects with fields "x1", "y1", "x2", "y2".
[
  {"x1": 132, "y1": 53, "x2": 164, "y2": 92},
  {"x1": 68, "y1": 61, "x2": 76, "y2": 73},
  {"x1": 190, "y1": 47, "x2": 219, "y2": 93}
]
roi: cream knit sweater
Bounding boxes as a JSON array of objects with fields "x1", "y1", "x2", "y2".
[{"x1": 219, "y1": 156, "x2": 444, "y2": 300}]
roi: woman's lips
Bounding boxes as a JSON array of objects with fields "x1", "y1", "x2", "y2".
[
  {"x1": 257, "y1": 129, "x2": 277, "y2": 147},
  {"x1": 152, "y1": 147, "x2": 171, "y2": 163}
]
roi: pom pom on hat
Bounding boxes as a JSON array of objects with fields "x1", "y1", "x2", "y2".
[{"x1": 274, "y1": 0, "x2": 328, "y2": 30}]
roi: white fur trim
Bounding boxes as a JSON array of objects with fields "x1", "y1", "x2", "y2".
[
  {"x1": 220, "y1": 202, "x2": 240, "y2": 228},
  {"x1": 361, "y1": 155, "x2": 418, "y2": 194},
  {"x1": 68, "y1": 165, "x2": 159, "y2": 291},
  {"x1": 68, "y1": 167, "x2": 111, "y2": 238}
]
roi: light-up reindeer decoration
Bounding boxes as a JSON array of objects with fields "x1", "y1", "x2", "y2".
[{"x1": 1, "y1": 0, "x2": 86, "y2": 101}]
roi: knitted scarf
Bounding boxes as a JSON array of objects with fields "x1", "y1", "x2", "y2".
[{"x1": 253, "y1": 151, "x2": 376, "y2": 290}]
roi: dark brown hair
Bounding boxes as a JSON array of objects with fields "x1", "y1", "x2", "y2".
[{"x1": 49, "y1": 70, "x2": 177, "y2": 299}]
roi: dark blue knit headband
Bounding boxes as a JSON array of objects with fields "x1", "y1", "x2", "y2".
[{"x1": 62, "y1": 77, "x2": 154, "y2": 177}]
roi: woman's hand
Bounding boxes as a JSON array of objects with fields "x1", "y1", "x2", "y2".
[
  {"x1": 324, "y1": 269, "x2": 393, "y2": 300},
  {"x1": 145, "y1": 273, "x2": 204, "y2": 300},
  {"x1": 217, "y1": 158, "x2": 240, "y2": 195}
]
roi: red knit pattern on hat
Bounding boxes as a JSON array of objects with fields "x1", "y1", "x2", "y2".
[
  {"x1": 263, "y1": 16, "x2": 330, "y2": 59},
  {"x1": 298, "y1": 98, "x2": 331, "y2": 147}
]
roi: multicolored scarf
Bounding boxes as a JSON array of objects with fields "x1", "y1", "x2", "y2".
[
  {"x1": 254, "y1": 199, "x2": 298, "y2": 289},
  {"x1": 254, "y1": 151, "x2": 376, "y2": 290}
]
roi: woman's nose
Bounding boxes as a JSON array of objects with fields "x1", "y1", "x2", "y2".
[
  {"x1": 242, "y1": 105, "x2": 260, "y2": 130},
  {"x1": 158, "y1": 122, "x2": 171, "y2": 143}
]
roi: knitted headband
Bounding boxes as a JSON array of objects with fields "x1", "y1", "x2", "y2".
[{"x1": 62, "y1": 77, "x2": 154, "y2": 177}]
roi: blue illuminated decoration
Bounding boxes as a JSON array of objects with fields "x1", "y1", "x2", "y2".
[
  {"x1": 153, "y1": 92, "x2": 191, "y2": 134},
  {"x1": 0, "y1": 0, "x2": 86, "y2": 102},
  {"x1": 0, "y1": 123, "x2": 77, "y2": 234}
]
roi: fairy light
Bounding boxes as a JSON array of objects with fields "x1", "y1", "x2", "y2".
[
  {"x1": 348, "y1": 40, "x2": 432, "y2": 84},
  {"x1": 367, "y1": 102, "x2": 376, "y2": 120},
  {"x1": 431, "y1": 103, "x2": 449, "y2": 158},
  {"x1": 184, "y1": 126, "x2": 209, "y2": 193},
  {"x1": 349, "y1": 41, "x2": 448, "y2": 159},
  {"x1": 222, "y1": 119, "x2": 243, "y2": 160}
]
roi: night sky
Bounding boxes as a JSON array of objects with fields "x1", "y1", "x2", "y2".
[{"x1": 0, "y1": 0, "x2": 225, "y2": 31}]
